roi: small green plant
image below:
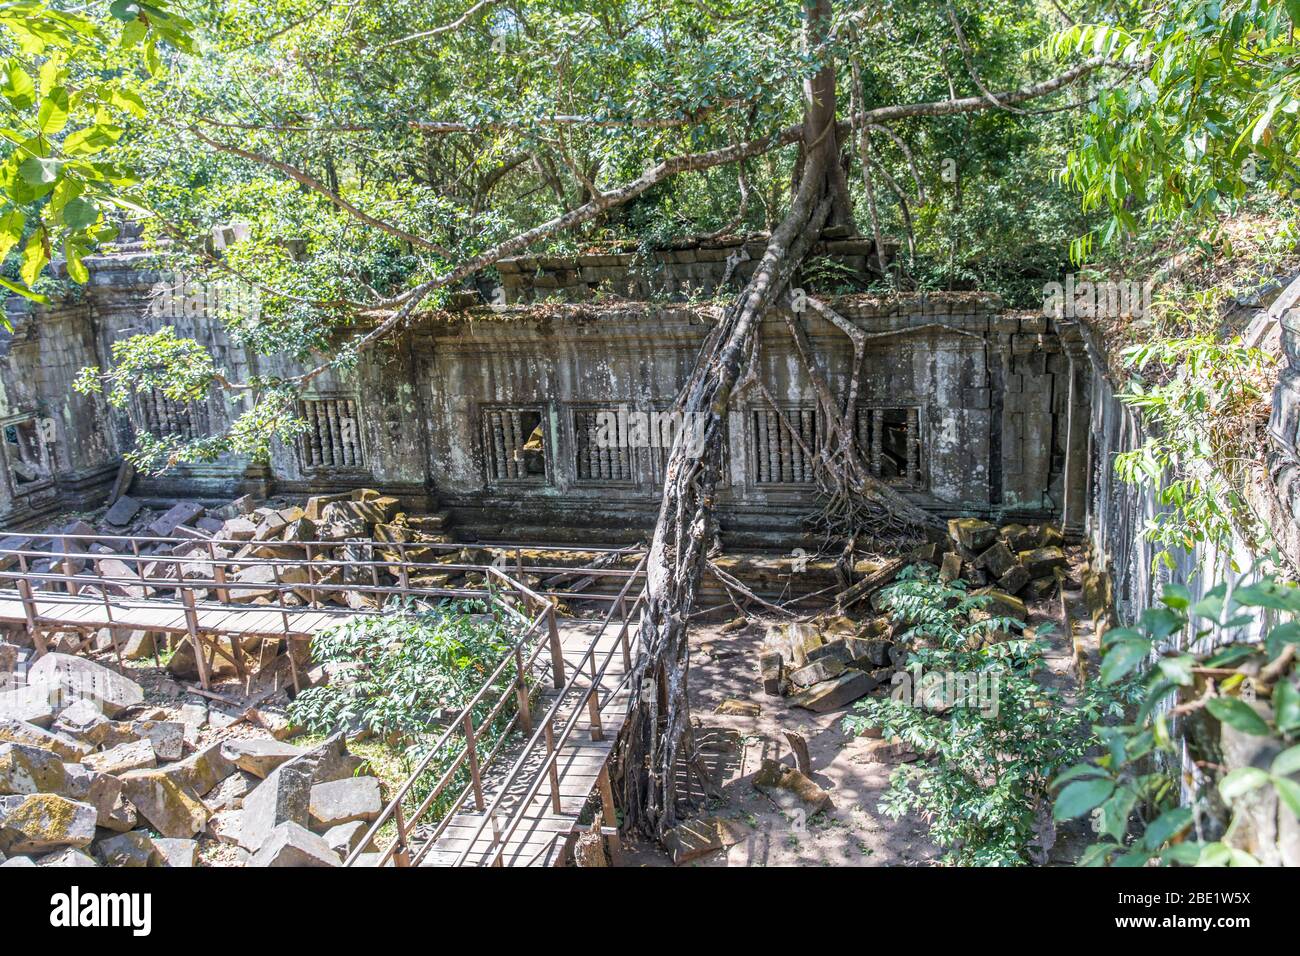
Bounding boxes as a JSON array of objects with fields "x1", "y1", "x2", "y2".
[
  {"x1": 843, "y1": 566, "x2": 1117, "y2": 865},
  {"x1": 1052, "y1": 574, "x2": 1300, "y2": 866},
  {"x1": 1115, "y1": 334, "x2": 1274, "y2": 571}
]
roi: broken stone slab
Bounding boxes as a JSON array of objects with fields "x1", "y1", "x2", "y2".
[
  {"x1": 788, "y1": 654, "x2": 848, "y2": 688},
  {"x1": 0, "y1": 685, "x2": 56, "y2": 726},
  {"x1": 147, "y1": 501, "x2": 206, "y2": 537},
  {"x1": 103, "y1": 495, "x2": 143, "y2": 527},
  {"x1": 0, "y1": 718, "x2": 90, "y2": 761},
  {"x1": 52, "y1": 698, "x2": 115, "y2": 745},
  {"x1": 975, "y1": 540, "x2": 1017, "y2": 579},
  {"x1": 998, "y1": 564, "x2": 1031, "y2": 595},
  {"x1": 203, "y1": 771, "x2": 257, "y2": 812},
  {"x1": 0, "y1": 793, "x2": 98, "y2": 854},
  {"x1": 1018, "y1": 546, "x2": 1066, "y2": 579},
  {"x1": 759, "y1": 652, "x2": 783, "y2": 696},
  {"x1": 304, "y1": 493, "x2": 352, "y2": 522},
  {"x1": 131, "y1": 720, "x2": 185, "y2": 761},
  {"x1": 25, "y1": 653, "x2": 144, "y2": 718},
  {"x1": 999, "y1": 523, "x2": 1038, "y2": 551},
  {"x1": 95, "y1": 831, "x2": 160, "y2": 867},
  {"x1": 752, "y1": 759, "x2": 832, "y2": 816},
  {"x1": 83, "y1": 738, "x2": 157, "y2": 776},
  {"x1": 117, "y1": 768, "x2": 210, "y2": 838},
  {"x1": 0, "y1": 535, "x2": 33, "y2": 572},
  {"x1": 0, "y1": 854, "x2": 36, "y2": 866},
  {"x1": 222, "y1": 516, "x2": 258, "y2": 541},
  {"x1": 939, "y1": 551, "x2": 962, "y2": 583},
  {"x1": 969, "y1": 588, "x2": 1028, "y2": 623},
  {"x1": 788, "y1": 669, "x2": 878, "y2": 713},
  {"x1": 61, "y1": 764, "x2": 135, "y2": 832},
  {"x1": 323, "y1": 820, "x2": 368, "y2": 858},
  {"x1": 308, "y1": 776, "x2": 382, "y2": 831},
  {"x1": 238, "y1": 760, "x2": 314, "y2": 851},
  {"x1": 949, "y1": 517, "x2": 997, "y2": 553},
  {"x1": 162, "y1": 743, "x2": 236, "y2": 798},
  {"x1": 153, "y1": 837, "x2": 197, "y2": 867},
  {"x1": 228, "y1": 563, "x2": 280, "y2": 603},
  {"x1": 121, "y1": 631, "x2": 157, "y2": 661},
  {"x1": 250, "y1": 821, "x2": 342, "y2": 867},
  {"x1": 220, "y1": 738, "x2": 304, "y2": 779},
  {"x1": 0, "y1": 742, "x2": 66, "y2": 795}
]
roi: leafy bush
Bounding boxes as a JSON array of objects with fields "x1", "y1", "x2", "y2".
[
  {"x1": 1053, "y1": 574, "x2": 1300, "y2": 866},
  {"x1": 843, "y1": 566, "x2": 1116, "y2": 865},
  {"x1": 289, "y1": 599, "x2": 520, "y2": 742}
]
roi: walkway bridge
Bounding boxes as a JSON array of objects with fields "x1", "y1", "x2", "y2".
[{"x1": 0, "y1": 531, "x2": 648, "y2": 867}]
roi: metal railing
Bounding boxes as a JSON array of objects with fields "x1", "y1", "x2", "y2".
[{"x1": 346, "y1": 554, "x2": 647, "y2": 868}]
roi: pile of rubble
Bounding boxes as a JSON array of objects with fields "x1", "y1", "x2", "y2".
[
  {"x1": 760, "y1": 518, "x2": 1068, "y2": 714},
  {"x1": 0, "y1": 653, "x2": 383, "y2": 867},
  {"x1": 0, "y1": 488, "x2": 458, "y2": 611}
]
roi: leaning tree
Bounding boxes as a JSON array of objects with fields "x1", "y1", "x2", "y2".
[{"x1": 3, "y1": 0, "x2": 1129, "y2": 841}]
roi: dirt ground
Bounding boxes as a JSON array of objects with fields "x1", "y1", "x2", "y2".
[{"x1": 619, "y1": 543, "x2": 1094, "y2": 867}]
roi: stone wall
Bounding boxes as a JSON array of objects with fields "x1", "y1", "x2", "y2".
[
  {"x1": 495, "y1": 237, "x2": 889, "y2": 305},
  {"x1": 0, "y1": 251, "x2": 1086, "y2": 544}
]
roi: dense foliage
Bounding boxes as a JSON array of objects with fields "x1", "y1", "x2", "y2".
[{"x1": 843, "y1": 566, "x2": 1119, "y2": 865}]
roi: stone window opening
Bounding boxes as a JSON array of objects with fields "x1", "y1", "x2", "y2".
[
  {"x1": 572, "y1": 407, "x2": 635, "y2": 483},
  {"x1": 856, "y1": 406, "x2": 923, "y2": 488},
  {"x1": 752, "y1": 405, "x2": 818, "y2": 485},
  {"x1": 3, "y1": 418, "x2": 52, "y2": 492},
  {"x1": 298, "y1": 398, "x2": 365, "y2": 470},
  {"x1": 132, "y1": 387, "x2": 206, "y2": 441},
  {"x1": 483, "y1": 405, "x2": 548, "y2": 482}
]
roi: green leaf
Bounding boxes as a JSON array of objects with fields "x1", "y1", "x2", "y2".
[
  {"x1": 1272, "y1": 744, "x2": 1300, "y2": 778},
  {"x1": 1096, "y1": 787, "x2": 1138, "y2": 842},
  {"x1": 18, "y1": 156, "x2": 60, "y2": 185},
  {"x1": 63, "y1": 240, "x2": 87, "y2": 283},
  {"x1": 1160, "y1": 841, "x2": 1202, "y2": 865},
  {"x1": 1157, "y1": 654, "x2": 1194, "y2": 686},
  {"x1": 1143, "y1": 806, "x2": 1192, "y2": 850},
  {"x1": 36, "y1": 86, "x2": 69, "y2": 136},
  {"x1": 1052, "y1": 763, "x2": 1108, "y2": 787},
  {"x1": 1, "y1": 66, "x2": 35, "y2": 110},
  {"x1": 1219, "y1": 766, "x2": 1269, "y2": 802},
  {"x1": 1206, "y1": 697, "x2": 1271, "y2": 736},
  {"x1": 19, "y1": 228, "x2": 48, "y2": 287},
  {"x1": 1275, "y1": 681, "x2": 1300, "y2": 734},
  {"x1": 109, "y1": 0, "x2": 141, "y2": 21},
  {"x1": 0, "y1": 208, "x2": 24, "y2": 263},
  {"x1": 1054, "y1": 777, "x2": 1116, "y2": 820},
  {"x1": 1274, "y1": 777, "x2": 1300, "y2": 818},
  {"x1": 1266, "y1": 621, "x2": 1300, "y2": 661},
  {"x1": 61, "y1": 196, "x2": 97, "y2": 230},
  {"x1": 1101, "y1": 638, "x2": 1151, "y2": 684},
  {"x1": 0, "y1": 275, "x2": 48, "y2": 303}
]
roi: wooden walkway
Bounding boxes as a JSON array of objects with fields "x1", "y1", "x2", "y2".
[
  {"x1": 415, "y1": 619, "x2": 632, "y2": 866},
  {"x1": 0, "y1": 590, "x2": 358, "y2": 638}
]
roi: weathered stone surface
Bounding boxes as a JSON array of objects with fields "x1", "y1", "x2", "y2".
[
  {"x1": 975, "y1": 540, "x2": 1017, "y2": 578},
  {"x1": 103, "y1": 495, "x2": 143, "y2": 526},
  {"x1": 147, "y1": 501, "x2": 205, "y2": 537},
  {"x1": 83, "y1": 738, "x2": 157, "y2": 775},
  {"x1": 203, "y1": 770, "x2": 256, "y2": 812},
  {"x1": 0, "y1": 685, "x2": 56, "y2": 726},
  {"x1": 0, "y1": 742, "x2": 66, "y2": 795},
  {"x1": 238, "y1": 762, "x2": 314, "y2": 851},
  {"x1": 1018, "y1": 546, "x2": 1066, "y2": 579},
  {"x1": 219, "y1": 738, "x2": 303, "y2": 779},
  {"x1": 153, "y1": 837, "x2": 198, "y2": 867},
  {"x1": 759, "y1": 652, "x2": 783, "y2": 696},
  {"x1": 37, "y1": 848, "x2": 99, "y2": 867},
  {"x1": 249, "y1": 821, "x2": 341, "y2": 867},
  {"x1": 997, "y1": 564, "x2": 1031, "y2": 595},
  {"x1": 788, "y1": 655, "x2": 847, "y2": 688},
  {"x1": 117, "y1": 769, "x2": 210, "y2": 838},
  {"x1": 789, "y1": 669, "x2": 877, "y2": 713},
  {"x1": 0, "y1": 793, "x2": 98, "y2": 854},
  {"x1": 752, "y1": 759, "x2": 832, "y2": 816},
  {"x1": 132, "y1": 720, "x2": 185, "y2": 761},
  {"x1": 121, "y1": 631, "x2": 157, "y2": 661},
  {"x1": 949, "y1": 517, "x2": 997, "y2": 552},
  {"x1": 222, "y1": 516, "x2": 258, "y2": 541},
  {"x1": 61, "y1": 764, "x2": 135, "y2": 832},
  {"x1": 301, "y1": 731, "x2": 366, "y2": 784},
  {"x1": 308, "y1": 776, "x2": 382, "y2": 831},
  {"x1": 938, "y1": 551, "x2": 963, "y2": 584},
  {"x1": 95, "y1": 831, "x2": 160, "y2": 867},
  {"x1": 969, "y1": 587, "x2": 1028, "y2": 622},
  {"x1": 0, "y1": 854, "x2": 36, "y2": 866},
  {"x1": 0, "y1": 719, "x2": 91, "y2": 761},
  {"x1": 323, "y1": 820, "x2": 368, "y2": 858},
  {"x1": 26, "y1": 653, "x2": 144, "y2": 718},
  {"x1": 999, "y1": 523, "x2": 1038, "y2": 551},
  {"x1": 53, "y1": 698, "x2": 114, "y2": 745},
  {"x1": 163, "y1": 743, "x2": 236, "y2": 797}
]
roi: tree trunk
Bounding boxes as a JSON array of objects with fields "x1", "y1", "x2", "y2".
[{"x1": 617, "y1": 0, "x2": 874, "y2": 840}]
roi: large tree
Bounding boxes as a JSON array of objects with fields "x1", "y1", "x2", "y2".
[{"x1": 2, "y1": 0, "x2": 1130, "y2": 840}]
